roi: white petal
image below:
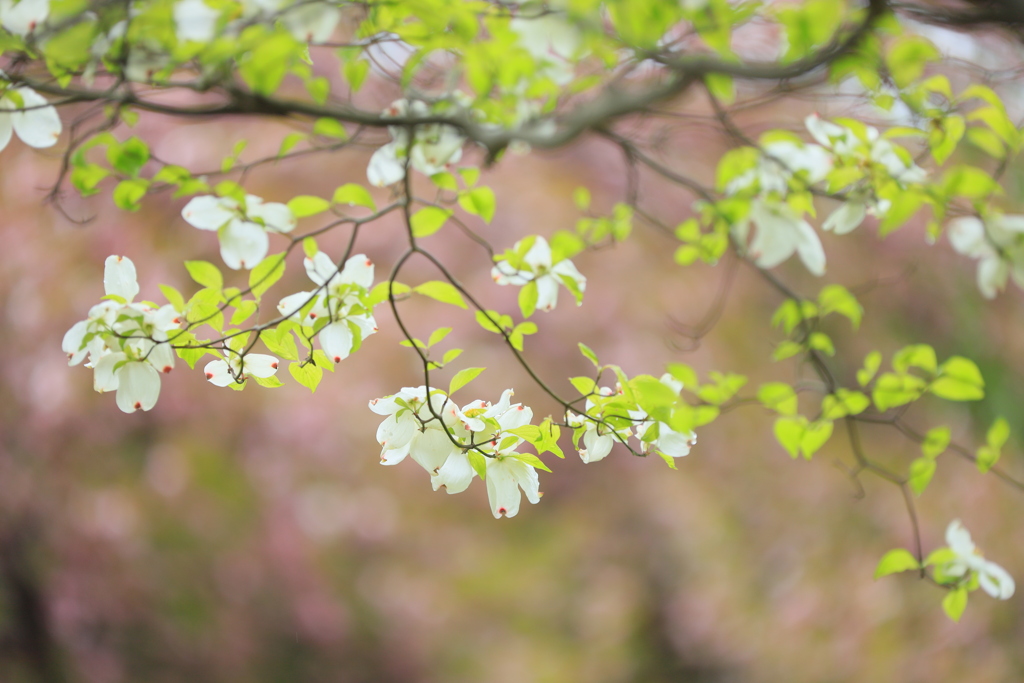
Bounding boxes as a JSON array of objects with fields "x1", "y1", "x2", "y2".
[
  {"x1": 319, "y1": 321, "x2": 354, "y2": 363},
  {"x1": 367, "y1": 143, "x2": 406, "y2": 187},
  {"x1": 0, "y1": 110, "x2": 12, "y2": 152},
  {"x1": 11, "y1": 88, "x2": 60, "y2": 148},
  {"x1": 248, "y1": 200, "x2": 295, "y2": 234},
  {"x1": 654, "y1": 425, "x2": 695, "y2": 458},
  {"x1": 304, "y1": 251, "x2": 337, "y2": 286},
  {"x1": 947, "y1": 217, "x2": 987, "y2": 257},
  {"x1": 535, "y1": 274, "x2": 559, "y2": 312},
  {"x1": 581, "y1": 428, "x2": 613, "y2": 463},
  {"x1": 103, "y1": 254, "x2": 140, "y2": 302},
  {"x1": 218, "y1": 219, "x2": 269, "y2": 270},
  {"x1": 241, "y1": 353, "x2": 279, "y2": 378},
  {"x1": 551, "y1": 258, "x2": 586, "y2": 293},
  {"x1": 0, "y1": 0, "x2": 48, "y2": 35},
  {"x1": 794, "y1": 220, "x2": 826, "y2": 276},
  {"x1": 93, "y1": 352, "x2": 125, "y2": 393},
  {"x1": 822, "y1": 201, "x2": 866, "y2": 235},
  {"x1": 945, "y1": 520, "x2": 976, "y2": 556},
  {"x1": 174, "y1": 0, "x2": 219, "y2": 42},
  {"x1": 977, "y1": 255, "x2": 1008, "y2": 299},
  {"x1": 62, "y1": 320, "x2": 90, "y2": 365},
  {"x1": 522, "y1": 236, "x2": 553, "y2": 270},
  {"x1": 409, "y1": 428, "x2": 457, "y2": 474},
  {"x1": 147, "y1": 343, "x2": 176, "y2": 375},
  {"x1": 277, "y1": 291, "x2": 316, "y2": 320},
  {"x1": 379, "y1": 442, "x2": 411, "y2": 466},
  {"x1": 377, "y1": 413, "x2": 416, "y2": 451},
  {"x1": 283, "y1": 2, "x2": 340, "y2": 43},
  {"x1": 432, "y1": 451, "x2": 475, "y2": 494},
  {"x1": 182, "y1": 195, "x2": 237, "y2": 231},
  {"x1": 979, "y1": 561, "x2": 1015, "y2": 600},
  {"x1": 203, "y1": 359, "x2": 234, "y2": 387},
  {"x1": 340, "y1": 254, "x2": 375, "y2": 288},
  {"x1": 485, "y1": 458, "x2": 522, "y2": 519},
  {"x1": 509, "y1": 458, "x2": 541, "y2": 505},
  {"x1": 115, "y1": 361, "x2": 161, "y2": 413}
]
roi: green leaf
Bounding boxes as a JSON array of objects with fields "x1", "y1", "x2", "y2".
[
  {"x1": 449, "y1": 367, "x2": 485, "y2": 394},
  {"x1": 818, "y1": 284, "x2": 862, "y2": 328},
  {"x1": 253, "y1": 375, "x2": 284, "y2": 388},
  {"x1": 578, "y1": 343, "x2": 600, "y2": 367},
  {"x1": 630, "y1": 375, "x2": 680, "y2": 415},
  {"x1": 821, "y1": 389, "x2": 870, "y2": 419},
  {"x1": 313, "y1": 118, "x2": 347, "y2": 139},
  {"x1": 107, "y1": 136, "x2": 150, "y2": 176},
  {"x1": 332, "y1": 183, "x2": 376, "y2": 210},
  {"x1": 930, "y1": 356, "x2": 984, "y2": 401},
  {"x1": 185, "y1": 260, "x2": 223, "y2": 290},
  {"x1": 773, "y1": 340, "x2": 804, "y2": 361},
  {"x1": 893, "y1": 344, "x2": 937, "y2": 374},
  {"x1": 874, "y1": 549, "x2": 920, "y2": 578},
  {"x1": 908, "y1": 456, "x2": 937, "y2": 496},
  {"x1": 921, "y1": 426, "x2": 951, "y2": 459},
  {"x1": 872, "y1": 372, "x2": 926, "y2": 411},
  {"x1": 277, "y1": 132, "x2": 306, "y2": 158},
  {"x1": 249, "y1": 252, "x2": 286, "y2": 299},
  {"x1": 858, "y1": 351, "x2": 882, "y2": 386},
  {"x1": 940, "y1": 165, "x2": 999, "y2": 200},
  {"x1": 289, "y1": 361, "x2": 323, "y2": 392},
  {"x1": 113, "y1": 178, "x2": 149, "y2": 211},
  {"x1": 942, "y1": 587, "x2": 968, "y2": 622},
  {"x1": 231, "y1": 299, "x2": 258, "y2": 325},
  {"x1": 513, "y1": 452, "x2": 552, "y2": 473},
  {"x1": 468, "y1": 452, "x2": 487, "y2": 480},
  {"x1": 518, "y1": 280, "x2": 538, "y2": 318},
  {"x1": 774, "y1": 416, "x2": 805, "y2": 459},
  {"x1": 159, "y1": 284, "x2": 186, "y2": 312},
  {"x1": 410, "y1": 207, "x2": 453, "y2": 237},
  {"x1": 800, "y1": 420, "x2": 833, "y2": 459},
  {"x1": 414, "y1": 280, "x2": 468, "y2": 309},
  {"x1": 573, "y1": 187, "x2": 591, "y2": 210},
  {"x1": 458, "y1": 186, "x2": 496, "y2": 223},
  {"x1": 286, "y1": 195, "x2": 330, "y2": 218},
  {"x1": 261, "y1": 328, "x2": 299, "y2": 361},
  {"x1": 428, "y1": 327, "x2": 452, "y2": 347},
  {"x1": 977, "y1": 417, "x2": 1009, "y2": 473},
  {"x1": 758, "y1": 382, "x2": 798, "y2": 416}
]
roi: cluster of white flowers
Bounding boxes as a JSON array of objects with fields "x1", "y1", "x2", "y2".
[
  {"x1": 509, "y1": 7, "x2": 583, "y2": 86},
  {"x1": 947, "y1": 213, "x2": 1024, "y2": 299},
  {"x1": 204, "y1": 352, "x2": 279, "y2": 387},
  {"x1": 366, "y1": 98, "x2": 466, "y2": 187},
  {"x1": 181, "y1": 193, "x2": 296, "y2": 270},
  {"x1": 939, "y1": 520, "x2": 1015, "y2": 600},
  {"x1": 277, "y1": 251, "x2": 378, "y2": 362},
  {"x1": 491, "y1": 236, "x2": 586, "y2": 313},
  {"x1": 726, "y1": 114, "x2": 929, "y2": 276},
  {"x1": 566, "y1": 374, "x2": 696, "y2": 463},
  {"x1": 62, "y1": 256, "x2": 181, "y2": 413},
  {"x1": 370, "y1": 386, "x2": 542, "y2": 518}
]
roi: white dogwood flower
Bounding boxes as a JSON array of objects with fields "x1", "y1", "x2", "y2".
[
  {"x1": 366, "y1": 99, "x2": 465, "y2": 187},
  {"x1": 485, "y1": 455, "x2": 541, "y2": 519},
  {"x1": 940, "y1": 520, "x2": 1015, "y2": 600},
  {"x1": 63, "y1": 256, "x2": 182, "y2": 413},
  {"x1": 181, "y1": 194, "x2": 295, "y2": 269},
  {"x1": 277, "y1": 251, "x2": 378, "y2": 363},
  {"x1": 947, "y1": 213, "x2": 1024, "y2": 298},
  {"x1": 491, "y1": 235, "x2": 586, "y2": 312},
  {"x1": 204, "y1": 353, "x2": 279, "y2": 387}
]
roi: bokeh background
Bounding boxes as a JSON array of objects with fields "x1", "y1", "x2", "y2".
[{"x1": 3, "y1": 24, "x2": 1024, "y2": 683}]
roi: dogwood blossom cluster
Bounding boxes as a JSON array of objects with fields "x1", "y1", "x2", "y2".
[
  {"x1": 62, "y1": 256, "x2": 181, "y2": 413},
  {"x1": 805, "y1": 114, "x2": 925, "y2": 233},
  {"x1": 369, "y1": 386, "x2": 542, "y2": 518},
  {"x1": 726, "y1": 137, "x2": 831, "y2": 275},
  {"x1": 566, "y1": 374, "x2": 697, "y2": 463},
  {"x1": 946, "y1": 213, "x2": 1024, "y2": 298},
  {"x1": 366, "y1": 98, "x2": 466, "y2": 187},
  {"x1": 277, "y1": 251, "x2": 378, "y2": 363},
  {"x1": 936, "y1": 520, "x2": 1015, "y2": 600},
  {"x1": 491, "y1": 236, "x2": 586, "y2": 313},
  {"x1": 181, "y1": 193, "x2": 296, "y2": 270}
]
